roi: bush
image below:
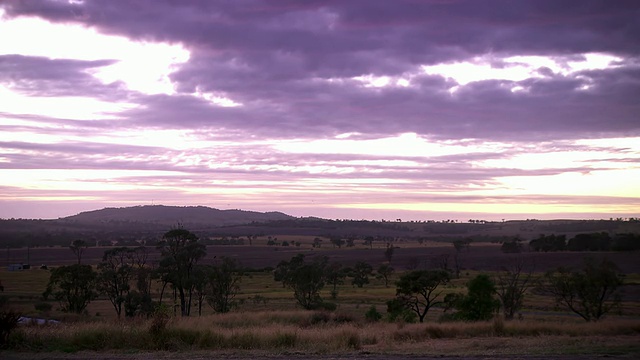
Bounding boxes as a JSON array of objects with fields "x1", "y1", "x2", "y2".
[
  {"x1": 0, "y1": 309, "x2": 22, "y2": 348},
  {"x1": 34, "y1": 302, "x2": 53, "y2": 313},
  {"x1": 365, "y1": 305, "x2": 382, "y2": 322}
]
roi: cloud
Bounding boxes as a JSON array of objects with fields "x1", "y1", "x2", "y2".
[{"x1": 1, "y1": 1, "x2": 639, "y2": 219}]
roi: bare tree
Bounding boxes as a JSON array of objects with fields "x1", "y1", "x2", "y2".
[
  {"x1": 494, "y1": 258, "x2": 534, "y2": 320},
  {"x1": 539, "y1": 258, "x2": 623, "y2": 322},
  {"x1": 69, "y1": 240, "x2": 88, "y2": 264}
]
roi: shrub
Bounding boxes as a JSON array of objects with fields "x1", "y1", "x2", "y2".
[
  {"x1": 365, "y1": 305, "x2": 382, "y2": 322},
  {"x1": 34, "y1": 302, "x2": 53, "y2": 313},
  {"x1": 0, "y1": 309, "x2": 22, "y2": 348}
]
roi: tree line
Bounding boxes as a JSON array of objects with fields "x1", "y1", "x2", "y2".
[{"x1": 500, "y1": 232, "x2": 640, "y2": 253}]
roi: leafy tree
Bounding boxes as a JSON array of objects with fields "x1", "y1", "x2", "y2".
[
  {"x1": 567, "y1": 232, "x2": 611, "y2": 251},
  {"x1": 206, "y1": 257, "x2": 244, "y2": 313},
  {"x1": 500, "y1": 240, "x2": 523, "y2": 253},
  {"x1": 529, "y1": 234, "x2": 566, "y2": 252},
  {"x1": 494, "y1": 258, "x2": 533, "y2": 320},
  {"x1": 611, "y1": 233, "x2": 640, "y2": 251},
  {"x1": 69, "y1": 239, "x2": 88, "y2": 264},
  {"x1": 156, "y1": 228, "x2": 206, "y2": 316},
  {"x1": 275, "y1": 254, "x2": 328, "y2": 310},
  {"x1": 43, "y1": 264, "x2": 97, "y2": 313},
  {"x1": 445, "y1": 274, "x2": 499, "y2": 321},
  {"x1": 376, "y1": 263, "x2": 395, "y2": 287},
  {"x1": 351, "y1": 261, "x2": 373, "y2": 288},
  {"x1": 540, "y1": 258, "x2": 623, "y2": 321},
  {"x1": 394, "y1": 269, "x2": 450, "y2": 322}
]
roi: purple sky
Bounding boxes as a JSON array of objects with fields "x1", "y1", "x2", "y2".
[{"x1": 0, "y1": 0, "x2": 639, "y2": 220}]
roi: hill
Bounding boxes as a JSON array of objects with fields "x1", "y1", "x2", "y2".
[{"x1": 63, "y1": 205, "x2": 294, "y2": 227}]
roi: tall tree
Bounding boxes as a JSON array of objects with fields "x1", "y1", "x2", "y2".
[
  {"x1": 494, "y1": 258, "x2": 533, "y2": 320},
  {"x1": 206, "y1": 257, "x2": 244, "y2": 313},
  {"x1": 394, "y1": 269, "x2": 450, "y2": 323},
  {"x1": 96, "y1": 247, "x2": 135, "y2": 318},
  {"x1": 156, "y1": 228, "x2": 206, "y2": 316}
]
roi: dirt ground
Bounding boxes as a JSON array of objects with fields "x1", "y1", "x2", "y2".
[{"x1": 2, "y1": 353, "x2": 639, "y2": 360}]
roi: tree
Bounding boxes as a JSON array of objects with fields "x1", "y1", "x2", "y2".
[
  {"x1": 445, "y1": 274, "x2": 499, "y2": 321},
  {"x1": 500, "y1": 240, "x2": 523, "y2": 253},
  {"x1": 567, "y1": 232, "x2": 611, "y2": 251},
  {"x1": 494, "y1": 258, "x2": 533, "y2": 320},
  {"x1": 363, "y1": 236, "x2": 374, "y2": 249},
  {"x1": 43, "y1": 264, "x2": 97, "y2": 313},
  {"x1": 156, "y1": 228, "x2": 207, "y2": 316},
  {"x1": 69, "y1": 239, "x2": 88, "y2": 264},
  {"x1": 394, "y1": 269, "x2": 450, "y2": 322},
  {"x1": 330, "y1": 237, "x2": 345, "y2": 248},
  {"x1": 275, "y1": 254, "x2": 328, "y2": 310},
  {"x1": 540, "y1": 258, "x2": 623, "y2": 321},
  {"x1": 206, "y1": 257, "x2": 244, "y2": 313},
  {"x1": 529, "y1": 234, "x2": 566, "y2": 252},
  {"x1": 312, "y1": 237, "x2": 323, "y2": 248},
  {"x1": 384, "y1": 243, "x2": 394, "y2": 263},
  {"x1": 351, "y1": 261, "x2": 373, "y2": 288},
  {"x1": 96, "y1": 247, "x2": 136, "y2": 318},
  {"x1": 452, "y1": 239, "x2": 471, "y2": 278},
  {"x1": 325, "y1": 262, "x2": 347, "y2": 299},
  {"x1": 376, "y1": 263, "x2": 395, "y2": 288}
]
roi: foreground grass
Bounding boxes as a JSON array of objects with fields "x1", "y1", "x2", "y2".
[{"x1": 5, "y1": 311, "x2": 640, "y2": 356}]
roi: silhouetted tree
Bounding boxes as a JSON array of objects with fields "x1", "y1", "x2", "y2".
[
  {"x1": 351, "y1": 261, "x2": 373, "y2": 288},
  {"x1": 156, "y1": 228, "x2": 206, "y2": 316},
  {"x1": 275, "y1": 254, "x2": 328, "y2": 310},
  {"x1": 539, "y1": 258, "x2": 623, "y2": 321},
  {"x1": 494, "y1": 258, "x2": 533, "y2": 320},
  {"x1": 376, "y1": 263, "x2": 395, "y2": 287},
  {"x1": 206, "y1": 257, "x2": 244, "y2": 313},
  {"x1": 444, "y1": 274, "x2": 499, "y2": 321},
  {"x1": 43, "y1": 264, "x2": 97, "y2": 313},
  {"x1": 394, "y1": 269, "x2": 450, "y2": 322},
  {"x1": 69, "y1": 239, "x2": 88, "y2": 264}
]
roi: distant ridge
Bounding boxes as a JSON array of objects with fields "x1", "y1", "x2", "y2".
[{"x1": 63, "y1": 205, "x2": 294, "y2": 226}]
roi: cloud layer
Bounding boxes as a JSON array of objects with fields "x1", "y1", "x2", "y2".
[{"x1": 1, "y1": 0, "x2": 639, "y2": 219}]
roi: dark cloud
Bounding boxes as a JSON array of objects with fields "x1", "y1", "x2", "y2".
[
  {"x1": 3, "y1": 1, "x2": 640, "y2": 141},
  {"x1": 0, "y1": 55, "x2": 128, "y2": 99}
]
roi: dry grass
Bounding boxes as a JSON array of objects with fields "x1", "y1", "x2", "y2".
[{"x1": 6, "y1": 310, "x2": 640, "y2": 355}]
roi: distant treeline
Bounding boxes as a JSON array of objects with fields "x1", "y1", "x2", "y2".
[{"x1": 527, "y1": 232, "x2": 640, "y2": 252}]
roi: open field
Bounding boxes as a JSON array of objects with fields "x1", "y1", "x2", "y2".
[{"x1": 5, "y1": 241, "x2": 640, "y2": 272}]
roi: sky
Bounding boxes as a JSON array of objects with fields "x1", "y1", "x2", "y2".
[{"x1": 0, "y1": 0, "x2": 639, "y2": 221}]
